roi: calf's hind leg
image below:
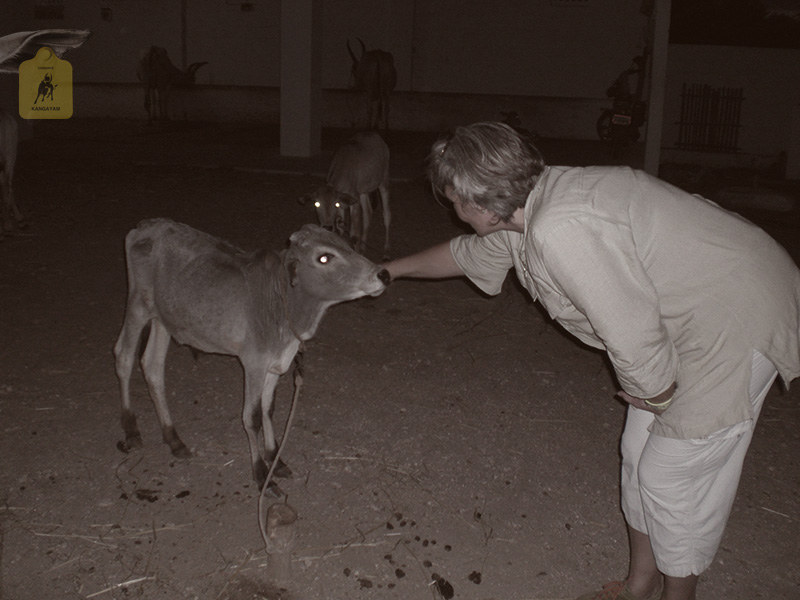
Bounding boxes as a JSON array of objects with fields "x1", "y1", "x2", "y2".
[
  {"x1": 140, "y1": 320, "x2": 192, "y2": 458},
  {"x1": 114, "y1": 306, "x2": 148, "y2": 451}
]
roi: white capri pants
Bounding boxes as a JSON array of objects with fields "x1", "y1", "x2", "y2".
[{"x1": 620, "y1": 350, "x2": 778, "y2": 578}]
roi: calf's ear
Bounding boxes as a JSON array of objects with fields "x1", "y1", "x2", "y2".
[
  {"x1": 287, "y1": 259, "x2": 300, "y2": 286},
  {"x1": 290, "y1": 228, "x2": 309, "y2": 244}
]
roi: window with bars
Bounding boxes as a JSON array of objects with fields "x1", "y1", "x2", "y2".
[{"x1": 676, "y1": 83, "x2": 744, "y2": 153}]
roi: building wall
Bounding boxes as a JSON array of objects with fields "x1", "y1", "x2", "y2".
[
  {"x1": 3, "y1": 0, "x2": 648, "y2": 140},
  {"x1": 5, "y1": 0, "x2": 648, "y2": 94},
  {"x1": 4, "y1": 1, "x2": 800, "y2": 169},
  {"x1": 662, "y1": 44, "x2": 800, "y2": 166}
]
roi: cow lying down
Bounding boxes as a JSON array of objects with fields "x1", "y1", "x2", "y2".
[{"x1": 113, "y1": 218, "x2": 390, "y2": 490}]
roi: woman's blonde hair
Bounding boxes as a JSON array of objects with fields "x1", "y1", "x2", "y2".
[{"x1": 427, "y1": 121, "x2": 545, "y2": 222}]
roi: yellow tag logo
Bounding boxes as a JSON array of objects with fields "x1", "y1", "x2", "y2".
[{"x1": 19, "y1": 47, "x2": 74, "y2": 119}]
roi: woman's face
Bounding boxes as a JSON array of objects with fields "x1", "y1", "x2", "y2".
[{"x1": 444, "y1": 186, "x2": 502, "y2": 236}]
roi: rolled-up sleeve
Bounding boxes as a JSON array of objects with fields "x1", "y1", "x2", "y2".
[
  {"x1": 450, "y1": 233, "x2": 515, "y2": 296},
  {"x1": 537, "y1": 217, "x2": 679, "y2": 399}
]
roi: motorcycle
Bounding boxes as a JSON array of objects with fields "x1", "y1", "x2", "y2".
[{"x1": 597, "y1": 54, "x2": 648, "y2": 154}]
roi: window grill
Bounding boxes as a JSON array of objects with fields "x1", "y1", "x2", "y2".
[{"x1": 677, "y1": 84, "x2": 744, "y2": 153}]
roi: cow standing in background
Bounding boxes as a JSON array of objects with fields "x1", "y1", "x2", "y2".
[
  {"x1": 113, "y1": 219, "x2": 390, "y2": 491},
  {"x1": 347, "y1": 38, "x2": 397, "y2": 131},
  {"x1": 136, "y1": 46, "x2": 207, "y2": 123},
  {"x1": 299, "y1": 131, "x2": 392, "y2": 259}
]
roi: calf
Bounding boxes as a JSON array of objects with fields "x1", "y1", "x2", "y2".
[
  {"x1": 299, "y1": 131, "x2": 392, "y2": 259},
  {"x1": 113, "y1": 219, "x2": 390, "y2": 490}
]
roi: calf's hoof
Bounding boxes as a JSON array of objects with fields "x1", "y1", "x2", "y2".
[
  {"x1": 272, "y1": 458, "x2": 292, "y2": 478},
  {"x1": 163, "y1": 426, "x2": 192, "y2": 458},
  {"x1": 261, "y1": 480, "x2": 285, "y2": 498},
  {"x1": 116, "y1": 434, "x2": 143, "y2": 454},
  {"x1": 254, "y1": 458, "x2": 292, "y2": 483},
  {"x1": 254, "y1": 458, "x2": 292, "y2": 491},
  {"x1": 170, "y1": 445, "x2": 192, "y2": 459}
]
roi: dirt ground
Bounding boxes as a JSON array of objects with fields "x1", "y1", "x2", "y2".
[{"x1": 1, "y1": 120, "x2": 798, "y2": 600}]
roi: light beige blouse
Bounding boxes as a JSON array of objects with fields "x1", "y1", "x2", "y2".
[{"x1": 451, "y1": 166, "x2": 800, "y2": 439}]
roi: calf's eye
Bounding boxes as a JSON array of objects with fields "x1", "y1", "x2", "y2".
[
  {"x1": 317, "y1": 253, "x2": 333, "y2": 264},
  {"x1": 334, "y1": 202, "x2": 341, "y2": 209},
  {"x1": 314, "y1": 201, "x2": 321, "y2": 208}
]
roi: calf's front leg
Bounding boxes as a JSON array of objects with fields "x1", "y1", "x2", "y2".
[{"x1": 243, "y1": 369, "x2": 291, "y2": 491}]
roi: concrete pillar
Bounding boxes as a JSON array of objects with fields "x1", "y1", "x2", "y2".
[
  {"x1": 644, "y1": 0, "x2": 671, "y2": 176},
  {"x1": 280, "y1": 0, "x2": 321, "y2": 157},
  {"x1": 787, "y1": 103, "x2": 800, "y2": 180}
]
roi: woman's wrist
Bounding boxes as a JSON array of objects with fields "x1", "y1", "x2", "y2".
[
  {"x1": 644, "y1": 395, "x2": 674, "y2": 408},
  {"x1": 641, "y1": 382, "x2": 677, "y2": 410}
]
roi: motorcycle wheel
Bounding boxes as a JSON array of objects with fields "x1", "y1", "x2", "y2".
[{"x1": 596, "y1": 111, "x2": 613, "y2": 141}]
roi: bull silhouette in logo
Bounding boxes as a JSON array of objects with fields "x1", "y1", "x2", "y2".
[{"x1": 34, "y1": 72, "x2": 56, "y2": 104}]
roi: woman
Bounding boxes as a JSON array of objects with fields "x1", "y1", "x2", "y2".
[{"x1": 384, "y1": 122, "x2": 800, "y2": 600}]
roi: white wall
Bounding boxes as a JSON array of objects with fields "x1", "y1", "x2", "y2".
[
  {"x1": 408, "y1": 1, "x2": 645, "y2": 97},
  {"x1": 7, "y1": 0, "x2": 799, "y2": 169},
  {"x1": 4, "y1": 0, "x2": 647, "y2": 96},
  {"x1": 662, "y1": 44, "x2": 800, "y2": 163}
]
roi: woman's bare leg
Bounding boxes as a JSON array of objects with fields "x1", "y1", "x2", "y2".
[{"x1": 625, "y1": 526, "x2": 698, "y2": 600}]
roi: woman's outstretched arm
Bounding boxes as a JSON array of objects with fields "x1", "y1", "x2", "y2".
[{"x1": 384, "y1": 241, "x2": 465, "y2": 280}]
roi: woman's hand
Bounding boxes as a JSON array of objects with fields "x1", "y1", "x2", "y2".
[
  {"x1": 382, "y1": 241, "x2": 465, "y2": 281},
  {"x1": 617, "y1": 382, "x2": 676, "y2": 415}
]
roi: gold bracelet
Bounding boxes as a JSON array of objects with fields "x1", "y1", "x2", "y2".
[{"x1": 644, "y1": 395, "x2": 674, "y2": 409}]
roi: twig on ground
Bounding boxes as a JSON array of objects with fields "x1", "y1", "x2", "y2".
[
  {"x1": 216, "y1": 548, "x2": 252, "y2": 599},
  {"x1": 400, "y1": 539, "x2": 439, "y2": 600},
  {"x1": 294, "y1": 540, "x2": 389, "y2": 562},
  {"x1": 120, "y1": 523, "x2": 193, "y2": 538},
  {"x1": 98, "y1": 523, "x2": 192, "y2": 539},
  {"x1": 32, "y1": 532, "x2": 117, "y2": 548},
  {"x1": 760, "y1": 506, "x2": 791, "y2": 519},
  {"x1": 84, "y1": 576, "x2": 156, "y2": 598},
  {"x1": 45, "y1": 556, "x2": 80, "y2": 572},
  {"x1": 142, "y1": 518, "x2": 158, "y2": 578},
  {"x1": 324, "y1": 454, "x2": 412, "y2": 477}
]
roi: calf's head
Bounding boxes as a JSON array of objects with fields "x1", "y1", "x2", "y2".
[
  {"x1": 284, "y1": 224, "x2": 389, "y2": 301},
  {"x1": 298, "y1": 185, "x2": 358, "y2": 244}
]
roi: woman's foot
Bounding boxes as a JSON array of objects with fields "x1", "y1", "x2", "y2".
[{"x1": 575, "y1": 578, "x2": 663, "y2": 600}]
